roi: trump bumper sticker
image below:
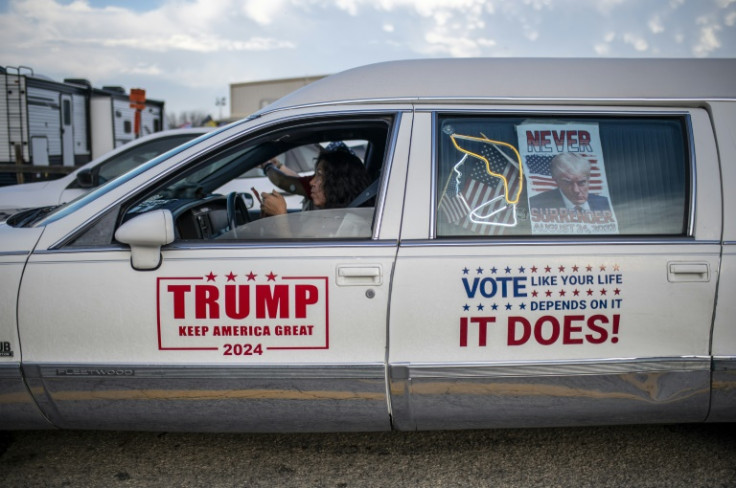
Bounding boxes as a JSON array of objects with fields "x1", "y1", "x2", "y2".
[{"x1": 157, "y1": 271, "x2": 329, "y2": 355}]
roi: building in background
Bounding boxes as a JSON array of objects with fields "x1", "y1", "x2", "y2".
[{"x1": 229, "y1": 75, "x2": 325, "y2": 120}]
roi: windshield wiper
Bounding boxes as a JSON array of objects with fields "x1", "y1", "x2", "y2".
[{"x1": 6, "y1": 205, "x2": 61, "y2": 227}]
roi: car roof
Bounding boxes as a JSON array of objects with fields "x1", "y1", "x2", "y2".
[{"x1": 256, "y1": 58, "x2": 736, "y2": 115}]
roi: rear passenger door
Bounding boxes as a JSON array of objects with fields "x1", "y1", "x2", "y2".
[{"x1": 388, "y1": 107, "x2": 721, "y2": 430}]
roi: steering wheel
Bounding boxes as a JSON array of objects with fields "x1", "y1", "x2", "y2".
[{"x1": 226, "y1": 191, "x2": 251, "y2": 231}]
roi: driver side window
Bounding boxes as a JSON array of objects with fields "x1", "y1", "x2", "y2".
[{"x1": 121, "y1": 117, "x2": 391, "y2": 243}]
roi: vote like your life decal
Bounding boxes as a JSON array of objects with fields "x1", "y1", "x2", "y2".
[{"x1": 459, "y1": 262, "x2": 622, "y2": 348}]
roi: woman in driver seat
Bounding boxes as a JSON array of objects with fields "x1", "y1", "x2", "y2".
[{"x1": 260, "y1": 145, "x2": 370, "y2": 217}]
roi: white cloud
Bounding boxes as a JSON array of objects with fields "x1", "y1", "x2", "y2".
[
  {"x1": 335, "y1": 0, "x2": 360, "y2": 16},
  {"x1": 98, "y1": 34, "x2": 294, "y2": 53},
  {"x1": 726, "y1": 11, "x2": 736, "y2": 26},
  {"x1": 241, "y1": 0, "x2": 288, "y2": 25},
  {"x1": 523, "y1": 0, "x2": 552, "y2": 11},
  {"x1": 595, "y1": 0, "x2": 627, "y2": 15},
  {"x1": 423, "y1": 30, "x2": 484, "y2": 57},
  {"x1": 594, "y1": 43, "x2": 611, "y2": 55},
  {"x1": 648, "y1": 15, "x2": 664, "y2": 34},
  {"x1": 693, "y1": 24, "x2": 722, "y2": 57},
  {"x1": 2, "y1": 0, "x2": 733, "y2": 116},
  {"x1": 622, "y1": 32, "x2": 649, "y2": 51}
]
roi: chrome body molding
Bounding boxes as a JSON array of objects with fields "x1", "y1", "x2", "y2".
[
  {"x1": 165, "y1": 240, "x2": 400, "y2": 251},
  {"x1": 685, "y1": 113, "x2": 697, "y2": 237},
  {"x1": 32, "y1": 239, "x2": 400, "y2": 256},
  {"x1": 21, "y1": 363, "x2": 390, "y2": 432},
  {"x1": 398, "y1": 238, "x2": 713, "y2": 248},
  {"x1": 710, "y1": 356, "x2": 736, "y2": 422},
  {"x1": 371, "y1": 111, "x2": 405, "y2": 239},
  {"x1": 0, "y1": 250, "x2": 30, "y2": 257},
  {"x1": 25, "y1": 363, "x2": 386, "y2": 379},
  {"x1": 712, "y1": 356, "x2": 736, "y2": 370},
  {"x1": 391, "y1": 356, "x2": 711, "y2": 379},
  {"x1": 258, "y1": 97, "x2": 736, "y2": 119},
  {"x1": 0, "y1": 364, "x2": 53, "y2": 429},
  {"x1": 388, "y1": 357, "x2": 711, "y2": 431}
]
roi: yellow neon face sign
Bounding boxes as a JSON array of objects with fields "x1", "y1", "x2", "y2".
[{"x1": 450, "y1": 133, "x2": 524, "y2": 205}]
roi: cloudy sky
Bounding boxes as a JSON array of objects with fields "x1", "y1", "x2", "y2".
[{"x1": 1, "y1": 0, "x2": 735, "y2": 120}]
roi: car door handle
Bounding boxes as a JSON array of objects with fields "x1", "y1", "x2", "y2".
[
  {"x1": 336, "y1": 265, "x2": 382, "y2": 286},
  {"x1": 667, "y1": 262, "x2": 709, "y2": 282}
]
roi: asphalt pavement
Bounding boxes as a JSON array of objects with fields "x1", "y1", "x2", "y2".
[{"x1": 1, "y1": 424, "x2": 735, "y2": 487}]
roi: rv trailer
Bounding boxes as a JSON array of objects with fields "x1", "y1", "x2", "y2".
[{"x1": 0, "y1": 66, "x2": 164, "y2": 185}]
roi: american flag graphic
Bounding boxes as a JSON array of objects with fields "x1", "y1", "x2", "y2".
[
  {"x1": 525, "y1": 153, "x2": 604, "y2": 195},
  {"x1": 439, "y1": 136, "x2": 521, "y2": 235}
]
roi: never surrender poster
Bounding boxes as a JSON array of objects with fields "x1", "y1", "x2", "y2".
[{"x1": 516, "y1": 122, "x2": 619, "y2": 235}]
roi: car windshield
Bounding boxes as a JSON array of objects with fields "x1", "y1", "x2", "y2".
[
  {"x1": 75, "y1": 133, "x2": 206, "y2": 187},
  {"x1": 29, "y1": 129, "x2": 225, "y2": 227}
]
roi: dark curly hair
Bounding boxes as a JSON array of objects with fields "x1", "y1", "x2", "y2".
[{"x1": 316, "y1": 148, "x2": 370, "y2": 209}]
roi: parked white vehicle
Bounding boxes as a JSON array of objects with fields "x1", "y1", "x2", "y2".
[
  {"x1": 1, "y1": 58, "x2": 735, "y2": 432},
  {"x1": 0, "y1": 128, "x2": 211, "y2": 219}
]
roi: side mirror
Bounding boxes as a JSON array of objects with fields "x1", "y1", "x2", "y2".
[
  {"x1": 114, "y1": 209, "x2": 175, "y2": 270},
  {"x1": 75, "y1": 169, "x2": 97, "y2": 188}
]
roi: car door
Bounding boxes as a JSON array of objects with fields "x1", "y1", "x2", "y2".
[
  {"x1": 17, "y1": 109, "x2": 412, "y2": 432},
  {"x1": 388, "y1": 107, "x2": 721, "y2": 430}
]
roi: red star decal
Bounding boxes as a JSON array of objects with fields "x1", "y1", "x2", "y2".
[
  {"x1": 572, "y1": 265, "x2": 579, "y2": 272},
  {"x1": 613, "y1": 264, "x2": 620, "y2": 271},
  {"x1": 545, "y1": 289, "x2": 553, "y2": 297},
  {"x1": 573, "y1": 289, "x2": 580, "y2": 296},
  {"x1": 586, "y1": 265, "x2": 593, "y2": 272},
  {"x1": 558, "y1": 265, "x2": 566, "y2": 273},
  {"x1": 530, "y1": 266, "x2": 538, "y2": 273},
  {"x1": 246, "y1": 272, "x2": 257, "y2": 281},
  {"x1": 600, "y1": 265, "x2": 607, "y2": 272},
  {"x1": 586, "y1": 289, "x2": 594, "y2": 296},
  {"x1": 532, "y1": 290, "x2": 539, "y2": 297},
  {"x1": 206, "y1": 272, "x2": 216, "y2": 282},
  {"x1": 614, "y1": 288, "x2": 621, "y2": 295},
  {"x1": 544, "y1": 265, "x2": 552, "y2": 273},
  {"x1": 600, "y1": 288, "x2": 607, "y2": 296},
  {"x1": 226, "y1": 272, "x2": 237, "y2": 282},
  {"x1": 559, "y1": 289, "x2": 566, "y2": 297},
  {"x1": 266, "y1": 272, "x2": 277, "y2": 281}
]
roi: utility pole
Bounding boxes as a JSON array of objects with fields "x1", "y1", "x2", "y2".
[{"x1": 215, "y1": 97, "x2": 226, "y2": 121}]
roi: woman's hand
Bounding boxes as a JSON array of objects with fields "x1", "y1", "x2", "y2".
[{"x1": 260, "y1": 190, "x2": 287, "y2": 216}]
